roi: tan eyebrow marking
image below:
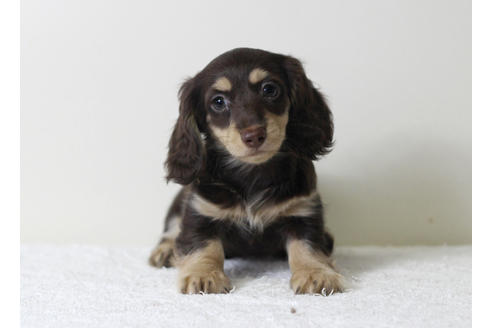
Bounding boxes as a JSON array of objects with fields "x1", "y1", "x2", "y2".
[
  {"x1": 248, "y1": 68, "x2": 269, "y2": 84},
  {"x1": 212, "y1": 77, "x2": 232, "y2": 92}
]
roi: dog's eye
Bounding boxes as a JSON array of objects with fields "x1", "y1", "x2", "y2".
[
  {"x1": 211, "y1": 96, "x2": 227, "y2": 112},
  {"x1": 261, "y1": 82, "x2": 279, "y2": 99}
]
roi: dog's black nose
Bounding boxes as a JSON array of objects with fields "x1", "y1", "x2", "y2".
[{"x1": 240, "y1": 126, "x2": 266, "y2": 148}]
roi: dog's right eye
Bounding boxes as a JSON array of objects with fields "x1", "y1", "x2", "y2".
[{"x1": 211, "y1": 96, "x2": 227, "y2": 112}]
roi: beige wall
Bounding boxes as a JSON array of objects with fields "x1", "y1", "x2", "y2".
[{"x1": 21, "y1": 0, "x2": 471, "y2": 245}]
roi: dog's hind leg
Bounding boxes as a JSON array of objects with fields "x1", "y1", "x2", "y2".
[{"x1": 149, "y1": 188, "x2": 188, "y2": 268}]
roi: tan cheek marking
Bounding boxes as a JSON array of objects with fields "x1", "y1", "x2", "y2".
[
  {"x1": 264, "y1": 110, "x2": 289, "y2": 148},
  {"x1": 212, "y1": 77, "x2": 232, "y2": 92},
  {"x1": 249, "y1": 68, "x2": 269, "y2": 84},
  {"x1": 209, "y1": 122, "x2": 247, "y2": 157},
  {"x1": 287, "y1": 239, "x2": 344, "y2": 294}
]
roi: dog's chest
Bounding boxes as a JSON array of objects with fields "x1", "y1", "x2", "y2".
[{"x1": 192, "y1": 191, "x2": 318, "y2": 230}]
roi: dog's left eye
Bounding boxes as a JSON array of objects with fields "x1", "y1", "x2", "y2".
[{"x1": 261, "y1": 82, "x2": 280, "y2": 99}]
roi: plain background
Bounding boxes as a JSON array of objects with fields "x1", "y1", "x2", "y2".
[{"x1": 21, "y1": 0, "x2": 471, "y2": 246}]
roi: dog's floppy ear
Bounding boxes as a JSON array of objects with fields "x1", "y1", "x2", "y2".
[
  {"x1": 283, "y1": 56, "x2": 334, "y2": 160},
  {"x1": 165, "y1": 78, "x2": 204, "y2": 185}
]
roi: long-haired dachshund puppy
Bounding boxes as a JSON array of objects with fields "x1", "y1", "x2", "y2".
[{"x1": 149, "y1": 48, "x2": 343, "y2": 295}]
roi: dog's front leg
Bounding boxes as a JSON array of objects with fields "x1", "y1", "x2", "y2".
[
  {"x1": 174, "y1": 214, "x2": 231, "y2": 294},
  {"x1": 176, "y1": 239, "x2": 231, "y2": 294},
  {"x1": 286, "y1": 238, "x2": 344, "y2": 295}
]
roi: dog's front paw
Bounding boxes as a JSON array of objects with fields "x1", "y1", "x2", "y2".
[
  {"x1": 149, "y1": 239, "x2": 175, "y2": 268},
  {"x1": 290, "y1": 269, "x2": 343, "y2": 295},
  {"x1": 180, "y1": 271, "x2": 232, "y2": 294}
]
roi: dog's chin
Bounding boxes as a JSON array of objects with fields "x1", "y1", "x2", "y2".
[{"x1": 236, "y1": 149, "x2": 277, "y2": 164}]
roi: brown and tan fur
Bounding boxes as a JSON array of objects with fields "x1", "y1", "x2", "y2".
[
  {"x1": 191, "y1": 191, "x2": 319, "y2": 231},
  {"x1": 149, "y1": 48, "x2": 342, "y2": 295},
  {"x1": 287, "y1": 239, "x2": 343, "y2": 294},
  {"x1": 211, "y1": 77, "x2": 232, "y2": 92},
  {"x1": 177, "y1": 240, "x2": 231, "y2": 294},
  {"x1": 208, "y1": 108, "x2": 289, "y2": 164}
]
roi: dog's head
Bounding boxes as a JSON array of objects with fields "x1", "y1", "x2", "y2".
[{"x1": 166, "y1": 48, "x2": 334, "y2": 184}]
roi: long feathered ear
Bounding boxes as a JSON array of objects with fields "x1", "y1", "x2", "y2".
[
  {"x1": 283, "y1": 56, "x2": 334, "y2": 160},
  {"x1": 165, "y1": 78, "x2": 204, "y2": 185}
]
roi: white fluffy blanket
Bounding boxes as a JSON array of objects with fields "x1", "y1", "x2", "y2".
[{"x1": 21, "y1": 245, "x2": 471, "y2": 327}]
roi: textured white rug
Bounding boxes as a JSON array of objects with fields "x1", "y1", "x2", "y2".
[{"x1": 21, "y1": 245, "x2": 471, "y2": 328}]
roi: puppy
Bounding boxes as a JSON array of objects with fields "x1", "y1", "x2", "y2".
[{"x1": 149, "y1": 48, "x2": 343, "y2": 295}]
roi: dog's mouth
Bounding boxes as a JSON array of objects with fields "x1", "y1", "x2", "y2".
[
  {"x1": 210, "y1": 111, "x2": 288, "y2": 165},
  {"x1": 239, "y1": 149, "x2": 269, "y2": 158}
]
